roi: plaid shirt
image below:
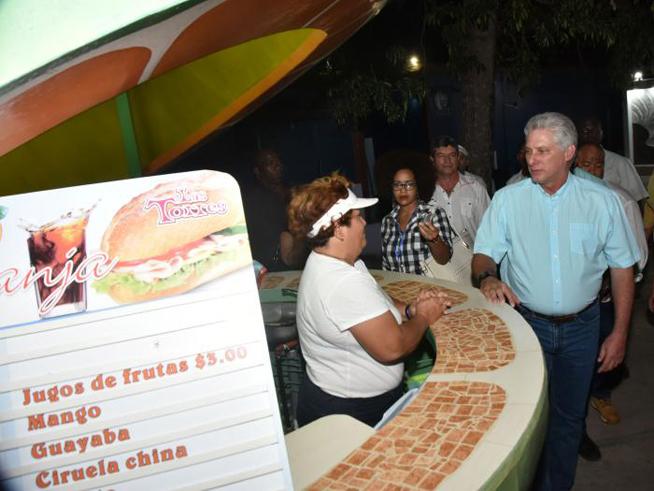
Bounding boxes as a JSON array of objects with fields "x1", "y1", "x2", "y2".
[{"x1": 381, "y1": 201, "x2": 454, "y2": 274}]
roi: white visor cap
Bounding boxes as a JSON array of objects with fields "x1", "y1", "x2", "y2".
[{"x1": 307, "y1": 189, "x2": 378, "y2": 238}]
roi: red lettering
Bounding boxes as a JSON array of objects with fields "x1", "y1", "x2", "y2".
[
  {"x1": 28, "y1": 406, "x2": 101, "y2": 431},
  {"x1": 35, "y1": 460, "x2": 118, "y2": 488},
  {"x1": 23, "y1": 382, "x2": 86, "y2": 407},
  {"x1": 0, "y1": 267, "x2": 21, "y2": 294},
  {"x1": 128, "y1": 445, "x2": 188, "y2": 469},
  {"x1": 122, "y1": 360, "x2": 189, "y2": 385},
  {"x1": 36, "y1": 471, "x2": 49, "y2": 488},
  {"x1": 75, "y1": 252, "x2": 118, "y2": 282},
  {"x1": 176, "y1": 445, "x2": 188, "y2": 458},
  {"x1": 32, "y1": 443, "x2": 46, "y2": 459},
  {"x1": 144, "y1": 188, "x2": 227, "y2": 226},
  {"x1": 0, "y1": 252, "x2": 118, "y2": 317},
  {"x1": 29, "y1": 414, "x2": 45, "y2": 431},
  {"x1": 144, "y1": 197, "x2": 175, "y2": 224},
  {"x1": 31, "y1": 428, "x2": 130, "y2": 460},
  {"x1": 46, "y1": 386, "x2": 60, "y2": 403}
]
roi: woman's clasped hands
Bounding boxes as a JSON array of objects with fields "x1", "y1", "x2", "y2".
[{"x1": 411, "y1": 288, "x2": 452, "y2": 325}]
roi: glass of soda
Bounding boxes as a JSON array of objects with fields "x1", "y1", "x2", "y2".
[{"x1": 26, "y1": 210, "x2": 91, "y2": 318}]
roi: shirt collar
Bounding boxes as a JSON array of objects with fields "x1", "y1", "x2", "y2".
[
  {"x1": 436, "y1": 172, "x2": 461, "y2": 190},
  {"x1": 391, "y1": 201, "x2": 427, "y2": 222},
  {"x1": 457, "y1": 172, "x2": 477, "y2": 185},
  {"x1": 534, "y1": 172, "x2": 573, "y2": 199}
]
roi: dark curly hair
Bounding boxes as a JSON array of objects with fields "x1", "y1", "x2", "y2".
[{"x1": 287, "y1": 173, "x2": 354, "y2": 248}]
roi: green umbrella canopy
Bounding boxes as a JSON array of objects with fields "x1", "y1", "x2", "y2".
[{"x1": 0, "y1": 0, "x2": 386, "y2": 195}]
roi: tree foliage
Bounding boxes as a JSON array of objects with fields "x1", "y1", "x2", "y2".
[
  {"x1": 425, "y1": 0, "x2": 654, "y2": 89},
  {"x1": 419, "y1": 0, "x2": 654, "y2": 178},
  {"x1": 315, "y1": 0, "x2": 654, "y2": 130},
  {"x1": 294, "y1": 0, "x2": 428, "y2": 129},
  {"x1": 293, "y1": 0, "x2": 654, "y2": 185},
  {"x1": 309, "y1": 45, "x2": 425, "y2": 128},
  {"x1": 323, "y1": 52, "x2": 426, "y2": 128}
]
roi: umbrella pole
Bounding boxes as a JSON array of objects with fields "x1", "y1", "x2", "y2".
[{"x1": 115, "y1": 93, "x2": 142, "y2": 178}]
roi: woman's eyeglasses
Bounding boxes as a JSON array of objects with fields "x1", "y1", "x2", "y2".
[{"x1": 392, "y1": 181, "x2": 417, "y2": 190}]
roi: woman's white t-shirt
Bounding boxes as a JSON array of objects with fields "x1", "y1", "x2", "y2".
[{"x1": 296, "y1": 251, "x2": 403, "y2": 398}]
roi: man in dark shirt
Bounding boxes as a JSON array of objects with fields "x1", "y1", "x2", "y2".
[{"x1": 242, "y1": 149, "x2": 305, "y2": 271}]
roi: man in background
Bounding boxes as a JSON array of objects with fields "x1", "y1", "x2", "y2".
[
  {"x1": 456, "y1": 144, "x2": 485, "y2": 187},
  {"x1": 242, "y1": 149, "x2": 306, "y2": 271},
  {"x1": 429, "y1": 136, "x2": 490, "y2": 248},
  {"x1": 578, "y1": 117, "x2": 648, "y2": 203},
  {"x1": 574, "y1": 143, "x2": 647, "y2": 459}
]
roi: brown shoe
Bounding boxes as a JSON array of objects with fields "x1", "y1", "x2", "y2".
[{"x1": 591, "y1": 397, "x2": 621, "y2": 425}]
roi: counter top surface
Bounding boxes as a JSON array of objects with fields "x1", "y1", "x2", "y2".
[{"x1": 263, "y1": 269, "x2": 546, "y2": 490}]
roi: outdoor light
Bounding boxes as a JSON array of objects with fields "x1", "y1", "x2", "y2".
[
  {"x1": 633, "y1": 71, "x2": 644, "y2": 82},
  {"x1": 407, "y1": 54, "x2": 422, "y2": 72},
  {"x1": 371, "y1": 1, "x2": 385, "y2": 15}
]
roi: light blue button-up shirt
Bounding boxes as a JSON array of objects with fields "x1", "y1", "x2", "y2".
[{"x1": 474, "y1": 172, "x2": 640, "y2": 315}]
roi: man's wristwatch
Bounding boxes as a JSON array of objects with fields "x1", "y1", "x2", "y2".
[{"x1": 476, "y1": 271, "x2": 497, "y2": 285}]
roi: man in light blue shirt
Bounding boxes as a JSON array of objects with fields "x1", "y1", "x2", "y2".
[{"x1": 472, "y1": 112, "x2": 639, "y2": 491}]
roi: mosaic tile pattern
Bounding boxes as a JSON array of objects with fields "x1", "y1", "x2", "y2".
[
  {"x1": 260, "y1": 274, "x2": 285, "y2": 289},
  {"x1": 263, "y1": 271, "x2": 518, "y2": 488},
  {"x1": 431, "y1": 308, "x2": 515, "y2": 374},
  {"x1": 382, "y1": 280, "x2": 468, "y2": 308},
  {"x1": 285, "y1": 276, "x2": 301, "y2": 290},
  {"x1": 309, "y1": 381, "x2": 506, "y2": 490}
]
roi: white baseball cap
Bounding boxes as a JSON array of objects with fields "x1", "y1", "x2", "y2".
[{"x1": 307, "y1": 189, "x2": 378, "y2": 238}]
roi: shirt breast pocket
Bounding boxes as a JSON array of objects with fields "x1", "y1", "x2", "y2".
[
  {"x1": 461, "y1": 201, "x2": 474, "y2": 218},
  {"x1": 570, "y1": 223, "x2": 598, "y2": 256}
]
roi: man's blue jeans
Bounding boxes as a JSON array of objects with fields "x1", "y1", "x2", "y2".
[
  {"x1": 518, "y1": 302, "x2": 600, "y2": 491},
  {"x1": 591, "y1": 301, "x2": 623, "y2": 399}
]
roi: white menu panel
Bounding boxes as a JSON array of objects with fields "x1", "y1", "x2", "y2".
[{"x1": 0, "y1": 171, "x2": 292, "y2": 490}]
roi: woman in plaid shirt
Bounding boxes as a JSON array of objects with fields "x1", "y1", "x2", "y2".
[{"x1": 381, "y1": 168, "x2": 454, "y2": 274}]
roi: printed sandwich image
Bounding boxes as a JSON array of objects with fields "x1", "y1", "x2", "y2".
[{"x1": 94, "y1": 172, "x2": 251, "y2": 303}]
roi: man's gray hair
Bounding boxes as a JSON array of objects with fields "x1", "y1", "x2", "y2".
[{"x1": 524, "y1": 112, "x2": 577, "y2": 150}]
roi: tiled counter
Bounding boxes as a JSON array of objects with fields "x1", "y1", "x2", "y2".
[{"x1": 261, "y1": 270, "x2": 547, "y2": 490}]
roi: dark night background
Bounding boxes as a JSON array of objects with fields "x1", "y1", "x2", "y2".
[{"x1": 165, "y1": 0, "x2": 651, "y2": 221}]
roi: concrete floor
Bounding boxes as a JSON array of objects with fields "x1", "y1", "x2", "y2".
[{"x1": 573, "y1": 274, "x2": 654, "y2": 490}]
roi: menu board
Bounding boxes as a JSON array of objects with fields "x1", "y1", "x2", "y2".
[{"x1": 0, "y1": 171, "x2": 293, "y2": 490}]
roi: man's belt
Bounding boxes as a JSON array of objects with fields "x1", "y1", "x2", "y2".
[{"x1": 518, "y1": 300, "x2": 598, "y2": 325}]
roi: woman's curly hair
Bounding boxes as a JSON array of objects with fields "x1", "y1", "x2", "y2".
[{"x1": 287, "y1": 173, "x2": 354, "y2": 248}]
